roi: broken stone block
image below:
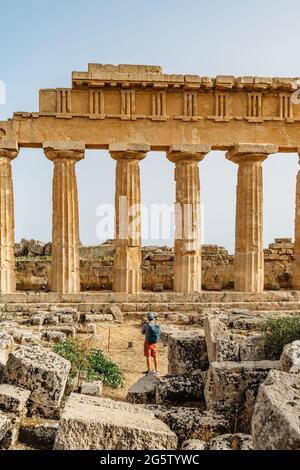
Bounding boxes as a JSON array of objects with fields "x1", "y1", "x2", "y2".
[
  {"x1": 0, "y1": 384, "x2": 31, "y2": 414},
  {"x1": 127, "y1": 372, "x2": 159, "y2": 404},
  {"x1": 105, "y1": 305, "x2": 124, "y2": 323},
  {"x1": 81, "y1": 381, "x2": 103, "y2": 397},
  {"x1": 149, "y1": 406, "x2": 229, "y2": 446},
  {"x1": 215, "y1": 337, "x2": 240, "y2": 362},
  {"x1": 4, "y1": 346, "x2": 70, "y2": 418},
  {"x1": 205, "y1": 360, "x2": 280, "y2": 432},
  {"x1": 44, "y1": 315, "x2": 59, "y2": 326},
  {"x1": 0, "y1": 333, "x2": 14, "y2": 349},
  {"x1": 19, "y1": 417, "x2": 59, "y2": 450},
  {"x1": 28, "y1": 239, "x2": 45, "y2": 256},
  {"x1": 48, "y1": 326, "x2": 76, "y2": 337},
  {"x1": 86, "y1": 324, "x2": 97, "y2": 335},
  {"x1": 207, "y1": 433, "x2": 253, "y2": 450},
  {"x1": 31, "y1": 314, "x2": 46, "y2": 326},
  {"x1": 42, "y1": 331, "x2": 67, "y2": 343},
  {"x1": 181, "y1": 439, "x2": 206, "y2": 450},
  {"x1": 58, "y1": 314, "x2": 74, "y2": 324},
  {"x1": 252, "y1": 370, "x2": 300, "y2": 450},
  {"x1": 160, "y1": 326, "x2": 178, "y2": 346},
  {"x1": 168, "y1": 331, "x2": 208, "y2": 374},
  {"x1": 0, "y1": 413, "x2": 20, "y2": 450},
  {"x1": 204, "y1": 316, "x2": 239, "y2": 363},
  {"x1": 85, "y1": 314, "x2": 105, "y2": 323},
  {"x1": 12, "y1": 329, "x2": 41, "y2": 344},
  {"x1": 54, "y1": 393, "x2": 177, "y2": 450},
  {"x1": 56, "y1": 308, "x2": 79, "y2": 322},
  {"x1": 156, "y1": 372, "x2": 205, "y2": 406},
  {"x1": 240, "y1": 335, "x2": 265, "y2": 361},
  {"x1": 0, "y1": 411, "x2": 12, "y2": 441},
  {"x1": 280, "y1": 340, "x2": 300, "y2": 374}
]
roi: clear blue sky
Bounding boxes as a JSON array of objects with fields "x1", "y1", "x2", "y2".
[{"x1": 1, "y1": 0, "x2": 300, "y2": 252}]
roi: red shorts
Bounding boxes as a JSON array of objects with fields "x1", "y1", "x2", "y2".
[{"x1": 144, "y1": 341, "x2": 158, "y2": 357}]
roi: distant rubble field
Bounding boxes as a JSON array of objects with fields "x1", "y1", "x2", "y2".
[{"x1": 13, "y1": 237, "x2": 295, "y2": 291}]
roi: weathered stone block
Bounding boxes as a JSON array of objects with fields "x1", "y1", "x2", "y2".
[
  {"x1": 150, "y1": 406, "x2": 229, "y2": 445},
  {"x1": 127, "y1": 372, "x2": 159, "y2": 404},
  {"x1": 54, "y1": 393, "x2": 177, "y2": 450},
  {"x1": 0, "y1": 333, "x2": 14, "y2": 349},
  {"x1": 280, "y1": 340, "x2": 300, "y2": 374},
  {"x1": 0, "y1": 413, "x2": 20, "y2": 449},
  {"x1": 204, "y1": 315, "x2": 239, "y2": 362},
  {"x1": 205, "y1": 360, "x2": 280, "y2": 432},
  {"x1": 240, "y1": 335, "x2": 265, "y2": 361},
  {"x1": 156, "y1": 372, "x2": 205, "y2": 406},
  {"x1": 81, "y1": 381, "x2": 103, "y2": 397},
  {"x1": 252, "y1": 370, "x2": 300, "y2": 450},
  {"x1": 181, "y1": 439, "x2": 206, "y2": 450},
  {"x1": 0, "y1": 384, "x2": 31, "y2": 414},
  {"x1": 168, "y1": 331, "x2": 208, "y2": 374},
  {"x1": 105, "y1": 305, "x2": 124, "y2": 323},
  {"x1": 19, "y1": 417, "x2": 59, "y2": 450},
  {"x1": 207, "y1": 433, "x2": 253, "y2": 450},
  {"x1": 42, "y1": 331, "x2": 67, "y2": 343},
  {"x1": 3, "y1": 346, "x2": 70, "y2": 417},
  {"x1": 0, "y1": 411, "x2": 12, "y2": 441}
]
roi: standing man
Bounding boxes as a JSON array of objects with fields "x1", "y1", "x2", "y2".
[{"x1": 142, "y1": 312, "x2": 160, "y2": 375}]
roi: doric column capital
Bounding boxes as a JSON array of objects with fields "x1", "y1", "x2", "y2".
[
  {"x1": 226, "y1": 143, "x2": 278, "y2": 164},
  {"x1": 109, "y1": 142, "x2": 150, "y2": 161},
  {"x1": 0, "y1": 141, "x2": 19, "y2": 160},
  {"x1": 167, "y1": 144, "x2": 211, "y2": 164},
  {"x1": 43, "y1": 141, "x2": 85, "y2": 162}
]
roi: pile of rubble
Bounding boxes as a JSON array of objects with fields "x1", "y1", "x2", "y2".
[{"x1": 0, "y1": 309, "x2": 299, "y2": 450}]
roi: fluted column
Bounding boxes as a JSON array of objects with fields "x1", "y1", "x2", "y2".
[
  {"x1": 293, "y1": 153, "x2": 300, "y2": 288},
  {"x1": 167, "y1": 144, "x2": 210, "y2": 293},
  {"x1": 109, "y1": 143, "x2": 149, "y2": 293},
  {"x1": 0, "y1": 141, "x2": 18, "y2": 294},
  {"x1": 227, "y1": 144, "x2": 278, "y2": 292},
  {"x1": 44, "y1": 142, "x2": 84, "y2": 294}
]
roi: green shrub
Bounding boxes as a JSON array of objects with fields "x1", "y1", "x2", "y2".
[
  {"x1": 52, "y1": 337, "x2": 83, "y2": 381},
  {"x1": 261, "y1": 316, "x2": 300, "y2": 359},
  {"x1": 52, "y1": 338, "x2": 124, "y2": 389},
  {"x1": 86, "y1": 349, "x2": 124, "y2": 389}
]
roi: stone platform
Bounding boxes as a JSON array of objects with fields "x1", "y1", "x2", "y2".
[{"x1": 2, "y1": 291, "x2": 300, "y2": 320}]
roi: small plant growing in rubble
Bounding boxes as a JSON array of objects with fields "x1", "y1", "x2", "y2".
[
  {"x1": 53, "y1": 338, "x2": 124, "y2": 389},
  {"x1": 86, "y1": 349, "x2": 124, "y2": 388},
  {"x1": 261, "y1": 316, "x2": 300, "y2": 359}
]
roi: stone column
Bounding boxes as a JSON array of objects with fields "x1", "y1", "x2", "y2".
[
  {"x1": 226, "y1": 144, "x2": 278, "y2": 292},
  {"x1": 44, "y1": 142, "x2": 84, "y2": 294},
  {"x1": 167, "y1": 144, "x2": 211, "y2": 293},
  {"x1": 109, "y1": 143, "x2": 150, "y2": 293},
  {"x1": 293, "y1": 152, "x2": 300, "y2": 288},
  {"x1": 0, "y1": 141, "x2": 18, "y2": 294}
]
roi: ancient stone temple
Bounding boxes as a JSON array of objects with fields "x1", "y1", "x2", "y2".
[{"x1": 1, "y1": 64, "x2": 300, "y2": 295}]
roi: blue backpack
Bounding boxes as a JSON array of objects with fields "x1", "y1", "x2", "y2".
[{"x1": 147, "y1": 323, "x2": 160, "y2": 344}]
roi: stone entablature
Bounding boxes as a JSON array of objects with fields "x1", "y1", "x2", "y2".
[{"x1": 36, "y1": 65, "x2": 300, "y2": 124}]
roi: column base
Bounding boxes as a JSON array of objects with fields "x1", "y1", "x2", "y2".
[
  {"x1": 292, "y1": 254, "x2": 300, "y2": 289},
  {"x1": 173, "y1": 254, "x2": 201, "y2": 293},
  {"x1": 113, "y1": 269, "x2": 141, "y2": 294},
  {"x1": 0, "y1": 268, "x2": 16, "y2": 294},
  {"x1": 234, "y1": 251, "x2": 264, "y2": 292}
]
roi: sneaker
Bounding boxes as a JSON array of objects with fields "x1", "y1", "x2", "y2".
[{"x1": 143, "y1": 370, "x2": 150, "y2": 375}]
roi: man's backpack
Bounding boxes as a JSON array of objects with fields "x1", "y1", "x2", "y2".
[{"x1": 147, "y1": 323, "x2": 160, "y2": 344}]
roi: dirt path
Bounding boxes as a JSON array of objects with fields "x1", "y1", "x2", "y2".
[{"x1": 88, "y1": 321, "x2": 168, "y2": 400}]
